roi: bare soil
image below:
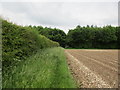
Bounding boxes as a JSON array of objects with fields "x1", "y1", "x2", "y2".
[{"x1": 65, "y1": 49, "x2": 118, "y2": 88}]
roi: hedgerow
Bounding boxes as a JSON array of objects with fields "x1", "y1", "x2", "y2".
[{"x1": 2, "y1": 19, "x2": 59, "y2": 68}]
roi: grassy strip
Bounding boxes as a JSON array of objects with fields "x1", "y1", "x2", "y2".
[{"x1": 3, "y1": 47, "x2": 76, "y2": 88}]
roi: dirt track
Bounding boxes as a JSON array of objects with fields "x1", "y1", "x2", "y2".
[{"x1": 65, "y1": 49, "x2": 118, "y2": 88}]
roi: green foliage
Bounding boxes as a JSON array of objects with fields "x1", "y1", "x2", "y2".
[
  {"x1": 2, "y1": 19, "x2": 59, "y2": 68},
  {"x1": 27, "y1": 24, "x2": 119, "y2": 49},
  {"x1": 3, "y1": 47, "x2": 76, "y2": 88},
  {"x1": 116, "y1": 26, "x2": 120, "y2": 48},
  {"x1": 29, "y1": 26, "x2": 66, "y2": 47},
  {"x1": 67, "y1": 25, "x2": 119, "y2": 49}
]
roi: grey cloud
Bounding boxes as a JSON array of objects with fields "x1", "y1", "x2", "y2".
[{"x1": 1, "y1": 2, "x2": 118, "y2": 33}]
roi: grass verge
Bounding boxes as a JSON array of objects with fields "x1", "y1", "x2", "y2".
[{"x1": 3, "y1": 47, "x2": 76, "y2": 88}]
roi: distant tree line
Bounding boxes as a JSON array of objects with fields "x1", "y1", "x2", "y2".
[
  {"x1": 67, "y1": 25, "x2": 119, "y2": 49},
  {"x1": 29, "y1": 25, "x2": 120, "y2": 49}
]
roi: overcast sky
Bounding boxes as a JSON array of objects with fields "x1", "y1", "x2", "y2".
[{"x1": 0, "y1": 0, "x2": 119, "y2": 33}]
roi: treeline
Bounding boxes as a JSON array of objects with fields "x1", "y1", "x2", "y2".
[
  {"x1": 2, "y1": 19, "x2": 59, "y2": 68},
  {"x1": 67, "y1": 25, "x2": 119, "y2": 49},
  {"x1": 29, "y1": 25, "x2": 120, "y2": 49}
]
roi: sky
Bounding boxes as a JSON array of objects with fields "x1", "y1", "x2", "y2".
[{"x1": 0, "y1": 0, "x2": 119, "y2": 33}]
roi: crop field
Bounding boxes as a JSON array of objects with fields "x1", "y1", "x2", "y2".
[{"x1": 65, "y1": 49, "x2": 118, "y2": 88}]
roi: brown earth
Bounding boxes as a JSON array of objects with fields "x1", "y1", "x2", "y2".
[{"x1": 65, "y1": 49, "x2": 118, "y2": 88}]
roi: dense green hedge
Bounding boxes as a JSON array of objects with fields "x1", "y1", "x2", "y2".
[{"x1": 2, "y1": 19, "x2": 59, "y2": 67}]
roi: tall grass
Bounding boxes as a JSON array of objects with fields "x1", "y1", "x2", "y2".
[{"x1": 2, "y1": 47, "x2": 76, "y2": 88}]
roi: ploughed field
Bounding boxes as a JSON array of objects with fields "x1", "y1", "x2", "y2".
[{"x1": 65, "y1": 49, "x2": 118, "y2": 88}]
